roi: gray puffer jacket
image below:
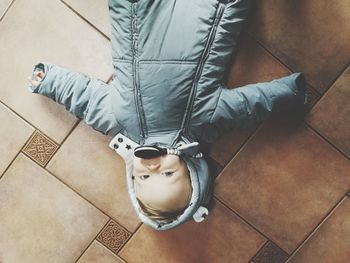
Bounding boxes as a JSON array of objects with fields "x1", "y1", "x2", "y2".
[{"x1": 29, "y1": 0, "x2": 308, "y2": 230}]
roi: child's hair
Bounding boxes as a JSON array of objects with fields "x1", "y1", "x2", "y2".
[{"x1": 136, "y1": 184, "x2": 193, "y2": 222}]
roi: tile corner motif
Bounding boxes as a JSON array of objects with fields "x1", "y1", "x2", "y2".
[
  {"x1": 96, "y1": 220, "x2": 131, "y2": 255},
  {"x1": 22, "y1": 130, "x2": 59, "y2": 166},
  {"x1": 251, "y1": 241, "x2": 289, "y2": 263}
]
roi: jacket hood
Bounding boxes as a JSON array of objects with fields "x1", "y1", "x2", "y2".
[{"x1": 109, "y1": 132, "x2": 212, "y2": 231}]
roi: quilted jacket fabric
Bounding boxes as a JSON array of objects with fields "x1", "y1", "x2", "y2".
[{"x1": 29, "y1": 0, "x2": 308, "y2": 230}]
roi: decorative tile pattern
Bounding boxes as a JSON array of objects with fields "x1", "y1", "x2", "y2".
[
  {"x1": 252, "y1": 241, "x2": 289, "y2": 263},
  {"x1": 22, "y1": 130, "x2": 58, "y2": 166},
  {"x1": 97, "y1": 220, "x2": 131, "y2": 255}
]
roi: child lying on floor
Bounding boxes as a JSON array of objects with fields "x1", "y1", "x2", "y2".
[{"x1": 28, "y1": 0, "x2": 308, "y2": 231}]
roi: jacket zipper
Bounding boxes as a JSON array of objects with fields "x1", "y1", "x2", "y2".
[
  {"x1": 181, "y1": 3, "x2": 225, "y2": 134},
  {"x1": 131, "y1": 3, "x2": 147, "y2": 139}
]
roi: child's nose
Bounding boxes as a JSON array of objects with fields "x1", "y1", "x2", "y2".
[{"x1": 146, "y1": 163, "x2": 160, "y2": 170}]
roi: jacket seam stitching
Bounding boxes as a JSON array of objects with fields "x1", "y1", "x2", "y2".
[
  {"x1": 83, "y1": 81, "x2": 102, "y2": 118},
  {"x1": 209, "y1": 85, "x2": 223, "y2": 124},
  {"x1": 113, "y1": 59, "x2": 222, "y2": 66}
]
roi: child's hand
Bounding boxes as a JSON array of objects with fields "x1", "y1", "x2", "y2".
[{"x1": 27, "y1": 70, "x2": 45, "y2": 87}]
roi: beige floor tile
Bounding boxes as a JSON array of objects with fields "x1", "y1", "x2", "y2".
[
  {"x1": 119, "y1": 199, "x2": 266, "y2": 263},
  {"x1": 63, "y1": 0, "x2": 111, "y2": 37},
  {"x1": 0, "y1": 102, "x2": 34, "y2": 176},
  {"x1": 0, "y1": 0, "x2": 12, "y2": 19},
  {"x1": 0, "y1": 0, "x2": 112, "y2": 143},
  {"x1": 214, "y1": 117, "x2": 350, "y2": 253},
  {"x1": 287, "y1": 197, "x2": 350, "y2": 263},
  {"x1": 47, "y1": 122, "x2": 141, "y2": 232},
  {"x1": 0, "y1": 154, "x2": 109, "y2": 263},
  {"x1": 77, "y1": 241, "x2": 125, "y2": 263}
]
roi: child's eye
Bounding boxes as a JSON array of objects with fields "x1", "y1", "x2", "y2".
[
  {"x1": 164, "y1": 171, "x2": 174, "y2": 177},
  {"x1": 140, "y1": 175, "x2": 150, "y2": 180}
]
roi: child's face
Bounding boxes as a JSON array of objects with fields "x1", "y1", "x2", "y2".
[{"x1": 133, "y1": 154, "x2": 192, "y2": 212}]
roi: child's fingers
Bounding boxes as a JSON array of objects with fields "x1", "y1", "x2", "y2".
[
  {"x1": 27, "y1": 76, "x2": 39, "y2": 86},
  {"x1": 36, "y1": 71, "x2": 44, "y2": 78},
  {"x1": 27, "y1": 70, "x2": 45, "y2": 86}
]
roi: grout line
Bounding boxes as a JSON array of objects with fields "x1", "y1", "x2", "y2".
[
  {"x1": 92, "y1": 219, "x2": 138, "y2": 259},
  {"x1": 247, "y1": 31, "x2": 323, "y2": 94},
  {"x1": 44, "y1": 119, "x2": 82, "y2": 168},
  {"x1": 0, "y1": 100, "x2": 63, "y2": 145},
  {"x1": 45, "y1": 165, "x2": 136, "y2": 232},
  {"x1": 116, "y1": 223, "x2": 144, "y2": 262},
  {"x1": 213, "y1": 195, "x2": 289, "y2": 254},
  {"x1": 248, "y1": 32, "x2": 350, "y2": 98},
  {"x1": 302, "y1": 120, "x2": 349, "y2": 160},
  {"x1": 320, "y1": 62, "x2": 350, "y2": 95},
  {"x1": 306, "y1": 63, "x2": 349, "y2": 112},
  {"x1": 16, "y1": 152, "x2": 135, "y2": 234},
  {"x1": 247, "y1": 240, "x2": 270, "y2": 263},
  {"x1": 214, "y1": 121, "x2": 263, "y2": 183},
  {"x1": 74, "y1": 219, "x2": 112, "y2": 263},
  {"x1": 0, "y1": 0, "x2": 15, "y2": 23},
  {"x1": 58, "y1": 0, "x2": 110, "y2": 41},
  {"x1": 286, "y1": 194, "x2": 349, "y2": 261},
  {"x1": 0, "y1": 128, "x2": 36, "y2": 180}
]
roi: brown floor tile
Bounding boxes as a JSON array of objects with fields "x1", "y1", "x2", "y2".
[
  {"x1": 119, "y1": 199, "x2": 266, "y2": 263},
  {"x1": 214, "y1": 116, "x2": 350, "y2": 253},
  {"x1": 210, "y1": 33, "x2": 291, "y2": 166},
  {"x1": 225, "y1": 33, "x2": 291, "y2": 88},
  {"x1": 0, "y1": 0, "x2": 112, "y2": 143},
  {"x1": 78, "y1": 240, "x2": 125, "y2": 263},
  {"x1": 206, "y1": 156, "x2": 224, "y2": 179},
  {"x1": 249, "y1": 0, "x2": 350, "y2": 93},
  {"x1": 97, "y1": 220, "x2": 131, "y2": 256},
  {"x1": 0, "y1": 102, "x2": 34, "y2": 176},
  {"x1": 287, "y1": 197, "x2": 350, "y2": 263},
  {"x1": 47, "y1": 122, "x2": 141, "y2": 232},
  {"x1": 22, "y1": 130, "x2": 59, "y2": 167},
  {"x1": 252, "y1": 241, "x2": 289, "y2": 263},
  {"x1": 0, "y1": 0, "x2": 12, "y2": 19},
  {"x1": 303, "y1": 86, "x2": 320, "y2": 112},
  {"x1": 305, "y1": 66, "x2": 350, "y2": 158},
  {"x1": 62, "y1": 0, "x2": 111, "y2": 37},
  {"x1": 0, "y1": 154, "x2": 108, "y2": 262}
]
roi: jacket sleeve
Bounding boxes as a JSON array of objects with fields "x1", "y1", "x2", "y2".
[
  {"x1": 28, "y1": 62, "x2": 122, "y2": 136},
  {"x1": 198, "y1": 73, "x2": 309, "y2": 142}
]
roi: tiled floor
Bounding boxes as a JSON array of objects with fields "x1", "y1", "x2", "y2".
[{"x1": 0, "y1": 0, "x2": 349, "y2": 262}]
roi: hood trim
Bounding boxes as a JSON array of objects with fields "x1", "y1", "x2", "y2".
[{"x1": 109, "y1": 132, "x2": 211, "y2": 230}]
